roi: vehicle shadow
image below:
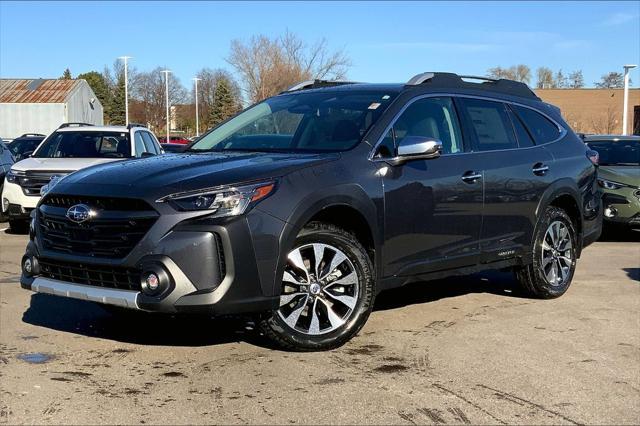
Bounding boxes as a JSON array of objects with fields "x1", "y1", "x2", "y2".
[
  {"x1": 623, "y1": 268, "x2": 640, "y2": 282},
  {"x1": 374, "y1": 270, "x2": 526, "y2": 312},
  {"x1": 22, "y1": 271, "x2": 525, "y2": 348},
  {"x1": 22, "y1": 293, "x2": 277, "y2": 349},
  {"x1": 599, "y1": 224, "x2": 640, "y2": 242}
]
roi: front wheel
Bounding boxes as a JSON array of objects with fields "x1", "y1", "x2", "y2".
[
  {"x1": 260, "y1": 222, "x2": 375, "y2": 351},
  {"x1": 515, "y1": 206, "x2": 578, "y2": 299}
]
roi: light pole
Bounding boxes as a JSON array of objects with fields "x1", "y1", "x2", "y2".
[
  {"x1": 118, "y1": 56, "x2": 132, "y2": 125},
  {"x1": 161, "y1": 69, "x2": 171, "y2": 142},
  {"x1": 622, "y1": 64, "x2": 637, "y2": 135},
  {"x1": 192, "y1": 77, "x2": 201, "y2": 137}
]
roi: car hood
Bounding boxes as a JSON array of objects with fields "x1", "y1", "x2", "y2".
[
  {"x1": 54, "y1": 151, "x2": 339, "y2": 198},
  {"x1": 11, "y1": 157, "x2": 119, "y2": 172},
  {"x1": 599, "y1": 166, "x2": 640, "y2": 187}
]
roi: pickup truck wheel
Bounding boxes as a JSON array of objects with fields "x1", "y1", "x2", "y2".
[
  {"x1": 260, "y1": 222, "x2": 375, "y2": 351},
  {"x1": 515, "y1": 206, "x2": 577, "y2": 299}
]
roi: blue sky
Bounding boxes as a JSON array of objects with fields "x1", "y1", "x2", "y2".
[{"x1": 1, "y1": 1, "x2": 639, "y2": 88}]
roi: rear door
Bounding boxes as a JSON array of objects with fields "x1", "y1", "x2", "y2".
[{"x1": 456, "y1": 97, "x2": 555, "y2": 262}]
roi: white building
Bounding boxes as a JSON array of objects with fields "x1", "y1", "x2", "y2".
[{"x1": 0, "y1": 78, "x2": 103, "y2": 140}]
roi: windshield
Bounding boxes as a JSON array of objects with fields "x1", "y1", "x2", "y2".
[
  {"x1": 9, "y1": 139, "x2": 42, "y2": 157},
  {"x1": 189, "y1": 90, "x2": 398, "y2": 153},
  {"x1": 588, "y1": 140, "x2": 640, "y2": 166},
  {"x1": 34, "y1": 131, "x2": 131, "y2": 159}
]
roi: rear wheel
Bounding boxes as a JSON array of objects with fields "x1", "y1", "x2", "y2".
[
  {"x1": 515, "y1": 206, "x2": 577, "y2": 298},
  {"x1": 260, "y1": 222, "x2": 375, "y2": 351}
]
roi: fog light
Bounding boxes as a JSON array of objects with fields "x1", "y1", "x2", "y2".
[
  {"x1": 604, "y1": 206, "x2": 617, "y2": 218},
  {"x1": 2, "y1": 198, "x2": 8, "y2": 212},
  {"x1": 24, "y1": 258, "x2": 32, "y2": 274},
  {"x1": 145, "y1": 273, "x2": 159, "y2": 291}
]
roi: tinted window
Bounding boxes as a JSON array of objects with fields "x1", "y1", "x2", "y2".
[
  {"x1": 134, "y1": 132, "x2": 148, "y2": 157},
  {"x1": 513, "y1": 105, "x2": 560, "y2": 144},
  {"x1": 141, "y1": 132, "x2": 160, "y2": 154},
  {"x1": 587, "y1": 140, "x2": 639, "y2": 166},
  {"x1": 458, "y1": 98, "x2": 517, "y2": 151},
  {"x1": 381, "y1": 97, "x2": 464, "y2": 156},
  {"x1": 34, "y1": 131, "x2": 131, "y2": 158},
  {"x1": 507, "y1": 106, "x2": 535, "y2": 147},
  {"x1": 190, "y1": 91, "x2": 399, "y2": 153}
]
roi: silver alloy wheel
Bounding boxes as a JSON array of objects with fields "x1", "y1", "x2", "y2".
[
  {"x1": 278, "y1": 243, "x2": 359, "y2": 335},
  {"x1": 541, "y1": 220, "x2": 574, "y2": 287}
]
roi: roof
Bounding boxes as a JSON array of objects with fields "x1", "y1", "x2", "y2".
[
  {"x1": 56, "y1": 126, "x2": 129, "y2": 133},
  {"x1": 0, "y1": 79, "x2": 85, "y2": 103}
]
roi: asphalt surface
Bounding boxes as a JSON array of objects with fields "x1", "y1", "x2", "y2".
[{"x1": 0, "y1": 227, "x2": 638, "y2": 425}]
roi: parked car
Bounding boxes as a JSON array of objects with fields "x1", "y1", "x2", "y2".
[
  {"x1": 159, "y1": 136, "x2": 190, "y2": 145},
  {"x1": 585, "y1": 135, "x2": 640, "y2": 228},
  {"x1": 2, "y1": 123, "x2": 162, "y2": 232},
  {"x1": 0, "y1": 142, "x2": 15, "y2": 222},
  {"x1": 20, "y1": 73, "x2": 602, "y2": 350},
  {"x1": 7, "y1": 133, "x2": 46, "y2": 161},
  {"x1": 161, "y1": 143, "x2": 187, "y2": 153}
]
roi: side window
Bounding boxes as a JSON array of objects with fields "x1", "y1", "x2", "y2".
[
  {"x1": 458, "y1": 98, "x2": 517, "y2": 151},
  {"x1": 377, "y1": 97, "x2": 464, "y2": 157},
  {"x1": 512, "y1": 105, "x2": 561, "y2": 144},
  {"x1": 141, "y1": 132, "x2": 160, "y2": 154},
  {"x1": 507, "y1": 105, "x2": 535, "y2": 148},
  {"x1": 134, "y1": 132, "x2": 147, "y2": 157}
]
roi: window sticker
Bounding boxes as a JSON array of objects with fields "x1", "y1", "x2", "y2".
[{"x1": 368, "y1": 102, "x2": 381, "y2": 110}]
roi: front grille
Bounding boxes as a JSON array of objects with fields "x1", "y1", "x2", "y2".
[
  {"x1": 17, "y1": 171, "x2": 70, "y2": 196},
  {"x1": 39, "y1": 258, "x2": 141, "y2": 291},
  {"x1": 38, "y1": 196, "x2": 158, "y2": 258}
]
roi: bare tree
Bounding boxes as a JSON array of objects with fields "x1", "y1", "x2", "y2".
[
  {"x1": 487, "y1": 65, "x2": 530, "y2": 83},
  {"x1": 568, "y1": 70, "x2": 584, "y2": 89},
  {"x1": 590, "y1": 106, "x2": 619, "y2": 134},
  {"x1": 132, "y1": 67, "x2": 187, "y2": 132},
  {"x1": 227, "y1": 31, "x2": 351, "y2": 103},
  {"x1": 595, "y1": 72, "x2": 626, "y2": 88},
  {"x1": 194, "y1": 68, "x2": 242, "y2": 129},
  {"x1": 536, "y1": 67, "x2": 554, "y2": 89}
]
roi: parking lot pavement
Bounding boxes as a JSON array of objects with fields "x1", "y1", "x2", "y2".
[{"x1": 0, "y1": 229, "x2": 638, "y2": 425}]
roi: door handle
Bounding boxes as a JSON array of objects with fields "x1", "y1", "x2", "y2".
[
  {"x1": 532, "y1": 163, "x2": 549, "y2": 176},
  {"x1": 461, "y1": 171, "x2": 482, "y2": 183}
]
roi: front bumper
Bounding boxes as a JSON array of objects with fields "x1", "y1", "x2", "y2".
[
  {"x1": 21, "y1": 204, "x2": 285, "y2": 315},
  {"x1": 2, "y1": 180, "x2": 39, "y2": 219},
  {"x1": 602, "y1": 189, "x2": 640, "y2": 227}
]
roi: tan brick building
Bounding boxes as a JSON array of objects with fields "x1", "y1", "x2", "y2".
[{"x1": 535, "y1": 88, "x2": 640, "y2": 135}]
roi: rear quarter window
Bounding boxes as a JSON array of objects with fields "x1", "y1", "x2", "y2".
[{"x1": 513, "y1": 105, "x2": 561, "y2": 144}]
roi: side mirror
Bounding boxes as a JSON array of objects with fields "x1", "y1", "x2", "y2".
[
  {"x1": 388, "y1": 136, "x2": 443, "y2": 165},
  {"x1": 141, "y1": 151, "x2": 156, "y2": 158}
]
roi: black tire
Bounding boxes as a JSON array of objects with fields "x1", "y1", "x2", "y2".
[
  {"x1": 9, "y1": 219, "x2": 28, "y2": 234},
  {"x1": 515, "y1": 206, "x2": 577, "y2": 299},
  {"x1": 260, "y1": 221, "x2": 375, "y2": 351}
]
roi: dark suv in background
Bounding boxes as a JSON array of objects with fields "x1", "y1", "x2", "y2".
[{"x1": 21, "y1": 72, "x2": 602, "y2": 351}]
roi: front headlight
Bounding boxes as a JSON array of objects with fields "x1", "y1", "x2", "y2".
[
  {"x1": 6, "y1": 169, "x2": 24, "y2": 184},
  {"x1": 157, "y1": 181, "x2": 276, "y2": 217},
  {"x1": 598, "y1": 178, "x2": 626, "y2": 190}
]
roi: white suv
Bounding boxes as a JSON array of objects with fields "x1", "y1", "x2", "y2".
[{"x1": 2, "y1": 123, "x2": 163, "y2": 232}]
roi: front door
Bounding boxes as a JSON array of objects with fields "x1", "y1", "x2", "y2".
[{"x1": 378, "y1": 96, "x2": 483, "y2": 277}]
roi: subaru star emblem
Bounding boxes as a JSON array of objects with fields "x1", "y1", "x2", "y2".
[{"x1": 66, "y1": 204, "x2": 93, "y2": 223}]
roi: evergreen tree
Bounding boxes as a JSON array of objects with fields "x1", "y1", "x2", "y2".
[
  {"x1": 554, "y1": 69, "x2": 567, "y2": 88},
  {"x1": 209, "y1": 78, "x2": 238, "y2": 127},
  {"x1": 60, "y1": 68, "x2": 72, "y2": 79},
  {"x1": 109, "y1": 73, "x2": 127, "y2": 125}
]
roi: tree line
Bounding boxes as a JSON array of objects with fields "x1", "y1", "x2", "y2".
[{"x1": 59, "y1": 33, "x2": 631, "y2": 135}]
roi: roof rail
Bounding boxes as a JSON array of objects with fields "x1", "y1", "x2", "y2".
[
  {"x1": 405, "y1": 72, "x2": 539, "y2": 100},
  {"x1": 284, "y1": 79, "x2": 359, "y2": 93},
  {"x1": 127, "y1": 123, "x2": 147, "y2": 129},
  {"x1": 19, "y1": 133, "x2": 45, "y2": 137},
  {"x1": 58, "y1": 122, "x2": 94, "y2": 129}
]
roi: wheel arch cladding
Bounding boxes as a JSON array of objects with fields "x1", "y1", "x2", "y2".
[{"x1": 537, "y1": 180, "x2": 583, "y2": 254}]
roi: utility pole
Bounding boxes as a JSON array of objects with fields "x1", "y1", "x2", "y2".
[
  {"x1": 161, "y1": 69, "x2": 171, "y2": 142},
  {"x1": 622, "y1": 64, "x2": 637, "y2": 135},
  {"x1": 118, "y1": 56, "x2": 132, "y2": 125},
  {"x1": 192, "y1": 77, "x2": 201, "y2": 137}
]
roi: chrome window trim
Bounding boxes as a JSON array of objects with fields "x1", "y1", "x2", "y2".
[{"x1": 368, "y1": 93, "x2": 567, "y2": 162}]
